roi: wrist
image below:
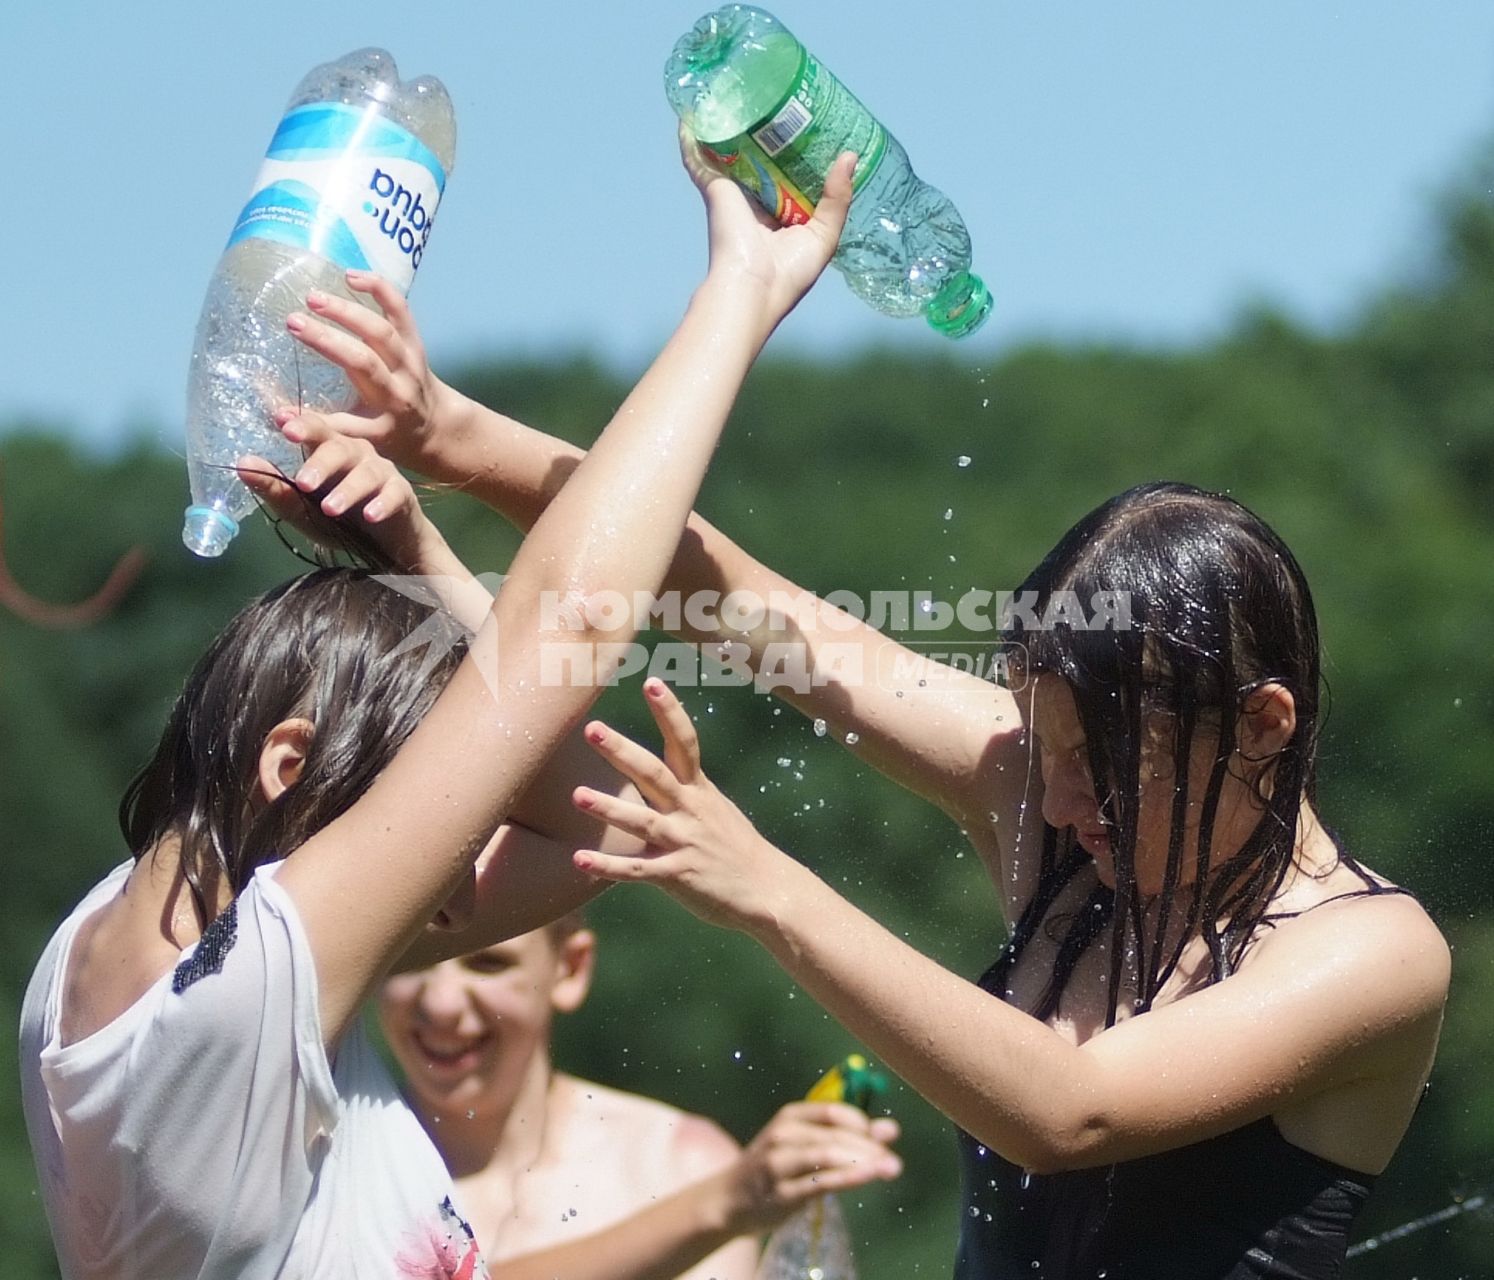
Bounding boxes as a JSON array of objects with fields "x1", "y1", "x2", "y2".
[
  {"x1": 403, "y1": 513, "x2": 463, "y2": 577},
  {"x1": 689, "y1": 272, "x2": 779, "y2": 352},
  {"x1": 695, "y1": 1165, "x2": 749, "y2": 1239},
  {"x1": 741, "y1": 844, "x2": 822, "y2": 950},
  {"x1": 409, "y1": 379, "x2": 480, "y2": 482}
]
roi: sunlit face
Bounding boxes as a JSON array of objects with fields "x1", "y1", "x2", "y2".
[
  {"x1": 1028, "y1": 674, "x2": 1258, "y2": 898},
  {"x1": 379, "y1": 927, "x2": 593, "y2": 1121}
]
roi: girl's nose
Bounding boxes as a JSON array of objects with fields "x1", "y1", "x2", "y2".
[{"x1": 1040, "y1": 753, "x2": 1098, "y2": 832}]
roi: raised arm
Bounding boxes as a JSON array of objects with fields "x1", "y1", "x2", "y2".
[
  {"x1": 288, "y1": 271, "x2": 1041, "y2": 926},
  {"x1": 239, "y1": 433, "x2": 643, "y2": 962},
  {"x1": 270, "y1": 158, "x2": 856, "y2": 1046}
]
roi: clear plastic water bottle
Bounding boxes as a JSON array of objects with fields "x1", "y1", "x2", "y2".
[
  {"x1": 758, "y1": 1055, "x2": 890, "y2": 1280},
  {"x1": 758, "y1": 1192, "x2": 857, "y2": 1280},
  {"x1": 665, "y1": 6, "x2": 990, "y2": 340},
  {"x1": 182, "y1": 48, "x2": 456, "y2": 557}
]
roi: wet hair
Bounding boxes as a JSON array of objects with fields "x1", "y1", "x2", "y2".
[
  {"x1": 990, "y1": 482, "x2": 1383, "y2": 1026},
  {"x1": 119, "y1": 564, "x2": 467, "y2": 925}
]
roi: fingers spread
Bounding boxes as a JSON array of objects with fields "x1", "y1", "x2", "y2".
[
  {"x1": 573, "y1": 846, "x2": 668, "y2": 884},
  {"x1": 581, "y1": 721, "x2": 682, "y2": 811},
  {"x1": 643, "y1": 679, "x2": 701, "y2": 782},
  {"x1": 571, "y1": 786, "x2": 668, "y2": 847}
]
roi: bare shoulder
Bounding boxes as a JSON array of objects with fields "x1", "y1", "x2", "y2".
[
  {"x1": 1255, "y1": 885, "x2": 1451, "y2": 1029},
  {"x1": 557, "y1": 1074, "x2": 740, "y2": 1180},
  {"x1": 667, "y1": 1111, "x2": 742, "y2": 1180}
]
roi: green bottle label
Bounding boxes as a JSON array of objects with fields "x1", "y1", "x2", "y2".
[{"x1": 705, "y1": 49, "x2": 888, "y2": 227}]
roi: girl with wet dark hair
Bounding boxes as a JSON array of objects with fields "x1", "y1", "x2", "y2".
[
  {"x1": 298, "y1": 260, "x2": 1450, "y2": 1272},
  {"x1": 19, "y1": 156, "x2": 859, "y2": 1280}
]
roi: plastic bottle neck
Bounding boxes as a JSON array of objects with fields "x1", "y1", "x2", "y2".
[{"x1": 925, "y1": 271, "x2": 992, "y2": 339}]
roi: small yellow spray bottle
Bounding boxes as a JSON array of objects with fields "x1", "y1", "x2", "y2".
[{"x1": 759, "y1": 1054, "x2": 889, "y2": 1280}]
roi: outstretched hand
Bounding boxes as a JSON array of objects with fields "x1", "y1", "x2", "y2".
[
  {"x1": 571, "y1": 678, "x2": 807, "y2": 933},
  {"x1": 681, "y1": 125, "x2": 857, "y2": 327},
  {"x1": 278, "y1": 270, "x2": 457, "y2": 472}
]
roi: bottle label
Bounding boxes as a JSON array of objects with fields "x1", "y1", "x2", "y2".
[
  {"x1": 706, "y1": 50, "x2": 888, "y2": 226},
  {"x1": 227, "y1": 102, "x2": 447, "y2": 294}
]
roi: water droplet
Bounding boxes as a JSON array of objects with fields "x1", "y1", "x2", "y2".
[
  {"x1": 1454, "y1": 697, "x2": 1463, "y2": 708},
  {"x1": 733, "y1": 1049, "x2": 743, "y2": 1060},
  {"x1": 813, "y1": 718, "x2": 828, "y2": 737},
  {"x1": 845, "y1": 731, "x2": 861, "y2": 745},
  {"x1": 943, "y1": 508, "x2": 954, "y2": 520},
  {"x1": 776, "y1": 756, "x2": 792, "y2": 767},
  {"x1": 987, "y1": 811, "x2": 1000, "y2": 825},
  {"x1": 465, "y1": 1109, "x2": 475, "y2": 1120},
  {"x1": 981, "y1": 397, "x2": 990, "y2": 409},
  {"x1": 969, "y1": 1205, "x2": 981, "y2": 1218},
  {"x1": 956, "y1": 455, "x2": 972, "y2": 468}
]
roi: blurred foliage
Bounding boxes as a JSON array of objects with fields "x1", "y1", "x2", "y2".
[{"x1": 4, "y1": 155, "x2": 1494, "y2": 1279}]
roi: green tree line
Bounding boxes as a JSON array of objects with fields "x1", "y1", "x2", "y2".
[{"x1": 2, "y1": 156, "x2": 1492, "y2": 1278}]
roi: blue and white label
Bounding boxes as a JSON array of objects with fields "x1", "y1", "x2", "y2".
[{"x1": 228, "y1": 102, "x2": 447, "y2": 293}]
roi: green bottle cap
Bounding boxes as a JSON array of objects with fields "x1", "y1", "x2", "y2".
[
  {"x1": 838, "y1": 1054, "x2": 890, "y2": 1112},
  {"x1": 926, "y1": 270, "x2": 993, "y2": 340},
  {"x1": 805, "y1": 1053, "x2": 890, "y2": 1111}
]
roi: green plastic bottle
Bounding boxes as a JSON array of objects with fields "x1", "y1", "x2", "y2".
[{"x1": 665, "y1": 5, "x2": 991, "y2": 338}]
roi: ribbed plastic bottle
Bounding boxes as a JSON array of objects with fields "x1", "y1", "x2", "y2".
[
  {"x1": 182, "y1": 48, "x2": 456, "y2": 557},
  {"x1": 665, "y1": 6, "x2": 990, "y2": 339},
  {"x1": 758, "y1": 1055, "x2": 890, "y2": 1280}
]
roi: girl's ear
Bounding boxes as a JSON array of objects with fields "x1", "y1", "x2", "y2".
[
  {"x1": 1237, "y1": 682, "x2": 1296, "y2": 767},
  {"x1": 257, "y1": 718, "x2": 316, "y2": 804},
  {"x1": 550, "y1": 929, "x2": 597, "y2": 1014}
]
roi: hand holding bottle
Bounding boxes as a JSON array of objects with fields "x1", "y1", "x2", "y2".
[
  {"x1": 278, "y1": 271, "x2": 463, "y2": 474},
  {"x1": 715, "y1": 1101, "x2": 901, "y2": 1235},
  {"x1": 237, "y1": 415, "x2": 450, "y2": 574},
  {"x1": 694, "y1": 148, "x2": 857, "y2": 338}
]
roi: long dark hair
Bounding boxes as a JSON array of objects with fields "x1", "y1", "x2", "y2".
[
  {"x1": 991, "y1": 482, "x2": 1373, "y2": 1026},
  {"x1": 119, "y1": 566, "x2": 467, "y2": 925}
]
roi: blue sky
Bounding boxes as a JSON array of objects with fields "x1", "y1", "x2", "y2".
[{"x1": 6, "y1": 1, "x2": 1494, "y2": 448}]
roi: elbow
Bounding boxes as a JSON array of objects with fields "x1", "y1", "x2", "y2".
[
  {"x1": 972, "y1": 1077, "x2": 1116, "y2": 1175},
  {"x1": 535, "y1": 583, "x2": 649, "y2": 651},
  {"x1": 1007, "y1": 1111, "x2": 1114, "y2": 1175}
]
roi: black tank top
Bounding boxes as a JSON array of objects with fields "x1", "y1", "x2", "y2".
[
  {"x1": 955, "y1": 1117, "x2": 1372, "y2": 1279},
  {"x1": 955, "y1": 958, "x2": 1374, "y2": 1279}
]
